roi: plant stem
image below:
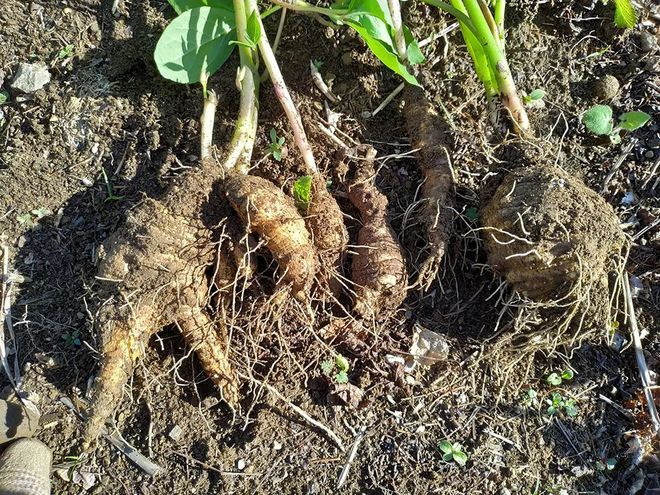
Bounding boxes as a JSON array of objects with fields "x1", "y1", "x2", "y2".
[
  {"x1": 461, "y1": 0, "x2": 529, "y2": 133},
  {"x1": 493, "y1": 0, "x2": 505, "y2": 48},
  {"x1": 200, "y1": 90, "x2": 218, "y2": 162},
  {"x1": 269, "y1": 0, "x2": 348, "y2": 17},
  {"x1": 252, "y1": 0, "x2": 318, "y2": 174},
  {"x1": 387, "y1": 0, "x2": 407, "y2": 61},
  {"x1": 226, "y1": 0, "x2": 260, "y2": 173}
]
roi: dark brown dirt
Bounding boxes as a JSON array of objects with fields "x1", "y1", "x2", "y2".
[{"x1": 0, "y1": 0, "x2": 658, "y2": 494}]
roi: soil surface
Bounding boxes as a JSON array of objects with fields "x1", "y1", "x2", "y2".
[{"x1": 1, "y1": 0, "x2": 659, "y2": 494}]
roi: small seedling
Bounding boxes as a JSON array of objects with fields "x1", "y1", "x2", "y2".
[
  {"x1": 320, "y1": 353, "x2": 350, "y2": 384},
  {"x1": 438, "y1": 440, "x2": 468, "y2": 466},
  {"x1": 523, "y1": 89, "x2": 545, "y2": 105},
  {"x1": 522, "y1": 388, "x2": 539, "y2": 407},
  {"x1": 17, "y1": 208, "x2": 52, "y2": 227},
  {"x1": 58, "y1": 44, "x2": 74, "y2": 59},
  {"x1": 595, "y1": 457, "x2": 617, "y2": 471},
  {"x1": 582, "y1": 104, "x2": 651, "y2": 144},
  {"x1": 546, "y1": 369, "x2": 574, "y2": 386},
  {"x1": 546, "y1": 392, "x2": 578, "y2": 417},
  {"x1": 101, "y1": 168, "x2": 124, "y2": 203},
  {"x1": 293, "y1": 175, "x2": 313, "y2": 211},
  {"x1": 0, "y1": 91, "x2": 8, "y2": 105},
  {"x1": 62, "y1": 330, "x2": 82, "y2": 347},
  {"x1": 312, "y1": 59, "x2": 323, "y2": 71},
  {"x1": 268, "y1": 128, "x2": 286, "y2": 162}
]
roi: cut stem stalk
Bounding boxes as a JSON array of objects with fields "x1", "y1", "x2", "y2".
[{"x1": 253, "y1": 0, "x2": 318, "y2": 174}]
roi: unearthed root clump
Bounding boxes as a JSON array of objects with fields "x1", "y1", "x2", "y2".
[
  {"x1": 482, "y1": 164, "x2": 625, "y2": 308},
  {"x1": 84, "y1": 162, "x2": 238, "y2": 448}
]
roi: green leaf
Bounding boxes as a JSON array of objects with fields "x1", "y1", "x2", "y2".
[
  {"x1": 613, "y1": 0, "x2": 637, "y2": 28},
  {"x1": 465, "y1": 207, "x2": 478, "y2": 222},
  {"x1": 609, "y1": 132, "x2": 622, "y2": 145},
  {"x1": 526, "y1": 88, "x2": 545, "y2": 102},
  {"x1": 246, "y1": 10, "x2": 262, "y2": 45},
  {"x1": 335, "y1": 354, "x2": 350, "y2": 372},
  {"x1": 442, "y1": 452, "x2": 453, "y2": 462},
  {"x1": 438, "y1": 440, "x2": 453, "y2": 454},
  {"x1": 403, "y1": 25, "x2": 424, "y2": 65},
  {"x1": 320, "y1": 360, "x2": 334, "y2": 375},
  {"x1": 452, "y1": 450, "x2": 468, "y2": 466},
  {"x1": 154, "y1": 6, "x2": 236, "y2": 85},
  {"x1": 335, "y1": 370, "x2": 349, "y2": 383},
  {"x1": 0, "y1": 91, "x2": 8, "y2": 105},
  {"x1": 167, "y1": 0, "x2": 232, "y2": 15},
  {"x1": 546, "y1": 373, "x2": 562, "y2": 386},
  {"x1": 561, "y1": 369, "x2": 574, "y2": 381},
  {"x1": 606, "y1": 457, "x2": 617, "y2": 470},
  {"x1": 564, "y1": 403, "x2": 578, "y2": 417},
  {"x1": 617, "y1": 111, "x2": 651, "y2": 131},
  {"x1": 346, "y1": 21, "x2": 419, "y2": 86},
  {"x1": 582, "y1": 104, "x2": 613, "y2": 136},
  {"x1": 293, "y1": 175, "x2": 313, "y2": 210},
  {"x1": 547, "y1": 405, "x2": 557, "y2": 416}
]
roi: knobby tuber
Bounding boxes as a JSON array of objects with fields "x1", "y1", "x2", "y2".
[
  {"x1": 348, "y1": 146, "x2": 408, "y2": 317},
  {"x1": 224, "y1": 173, "x2": 317, "y2": 301},
  {"x1": 83, "y1": 159, "x2": 238, "y2": 449},
  {"x1": 404, "y1": 86, "x2": 455, "y2": 290},
  {"x1": 481, "y1": 165, "x2": 625, "y2": 301}
]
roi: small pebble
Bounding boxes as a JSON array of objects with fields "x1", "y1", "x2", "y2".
[
  {"x1": 593, "y1": 75, "x2": 619, "y2": 101},
  {"x1": 273, "y1": 440, "x2": 282, "y2": 451},
  {"x1": 236, "y1": 459, "x2": 246, "y2": 471},
  {"x1": 644, "y1": 150, "x2": 654, "y2": 158},
  {"x1": 341, "y1": 52, "x2": 352, "y2": 66},
  {"x1": 640, "y1": 31, "x2": 658, "y2": 53},
  {"x1": 168, "y1": 425, "x2": 183, "y2": 442}
]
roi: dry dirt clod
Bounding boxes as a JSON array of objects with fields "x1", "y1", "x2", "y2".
[
  {"x1": 593, "y1": 75, "x2": 620, "y2": 101},
  {"x1": 481, "y1": 164, "x2": 625, "y2": 303}
]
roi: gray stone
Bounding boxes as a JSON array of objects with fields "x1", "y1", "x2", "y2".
[
  {"x1": 0, "y1": 398, "x2": 40, "y2": 445},
  {"x1": 640, "y1": 31, "x2": 658, "y2": 53},
  {"x1": 167, "y1": 425, "x2": 183, "y2": 442},
  {"x1": 0, "y1": 438, "x2": 52, "y2": 495},
  {"x1": 10, "y1": 63, "x2": 51, "y2": 93}
]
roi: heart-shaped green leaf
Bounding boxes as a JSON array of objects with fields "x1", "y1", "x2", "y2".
[
  {"x1": 582, "y1": 104, "x2": 613, "y2": 136},
  {"x1": 618, "y1": 111, "x2": 651, "y2": 131},
  {"x1": 154, "y1": 6, "x2": 236, "y2": 85},
  {"x1": 167, "y1": 0, "x2": 232, "y2": 15}
]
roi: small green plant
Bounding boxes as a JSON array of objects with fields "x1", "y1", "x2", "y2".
[
  {"x1": 0, "y1": 91, "x2": 8, "y2": 105},
  {"x1": 62, "y1": 330, "x2": 82, "y2": 347},
  {"x1": 57, "y1": 44, "x2": 75, "y2": 59},
  {"x1": 523, "y1": 88, "x2": 545, "y2": 105},
  {"x1": 268, "y1": 128, "x2": 285, "y2": 162},
  {"x1": 101, "y1": 168, "x2": 124, "y2": 203},
  {"x1": 320, "y1": 353, "x2": 350, "y2": 384},
  {"x1": 546, "y1": 392, "x2": 578, "y2": 417},
  {"x1": 293, "y1": 175, "x2": 313, "y2": 211},
  {"x1": 17, "y1": 208, "x2": 52, "y2": 227},
  {"x1": 419, "y1": 0, "x2": 529, "y2": 133},
  {"x1": 438, "y1": 440, "x2": 468, "y2": 466},
  {"x1": 546, "y1": 368, "x2": 574, "y2": 386},
  {"x1": 522, "y1": 388, "x2": 539, "y2": 407},
  {"x1": 582, "y1": 104, "x2": 651, "y2": 144}
]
